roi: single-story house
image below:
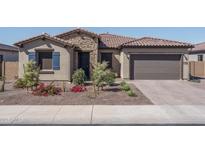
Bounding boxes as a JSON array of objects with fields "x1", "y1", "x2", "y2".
[
  {"x1": 189, "y1": 42, "x2": 205, "y2": 61},
  {"x1": 0, "y1": 43, "x2": 18, "y2": 80},
  {"x1": 14, "y1": 28, "x2": 193, "y2": 81}
]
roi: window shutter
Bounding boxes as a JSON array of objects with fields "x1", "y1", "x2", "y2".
[
  {"x1": 28, "y1": 52, "x2": 36, "y2": 61},
  {"x1": 52, "y1": 52, "x2": 60, "y2": 70}
]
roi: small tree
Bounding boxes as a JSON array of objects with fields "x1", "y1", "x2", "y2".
[
  {"x1": 92, "y1": 61, "x2": 115, "y2": 96},
  {"x1": 72, "y1": 69, "x2": 86, "y2": 85},
  {"x1": 23, "y1": 61, "x2": 40, "y2": 90}
]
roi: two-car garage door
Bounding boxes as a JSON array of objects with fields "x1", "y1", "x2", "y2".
[{"x1": 130, "y1": 54, "x2": 181, "y2": 80}]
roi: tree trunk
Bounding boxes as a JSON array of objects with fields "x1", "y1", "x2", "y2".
[{"x1": 0, "y1": 80, "x2": 4, "y2": 92}]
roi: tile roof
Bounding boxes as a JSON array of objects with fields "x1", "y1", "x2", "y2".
[
  {"x1": 99, "y1": 33, "x2": 136, "y2": 48},
  {"x1": 122, "y1": 37, "x2": 193, "y2": 48},
  {"x1": 55, "y1": 28, "x2": 99, "y2": 38},
  {"x1": 190, "y1": 42, "x2": 205, "y2": 53},
  {"x1": 14, "y1": 33, "x2": 74, "y2": 47},
  {"x1": 0, "y1": 43, "x2": 18, "y2": 51}
]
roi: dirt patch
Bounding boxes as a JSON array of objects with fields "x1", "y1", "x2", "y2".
[{"x1": 0, "y1": 83, "x2": 153, "y2": 105}]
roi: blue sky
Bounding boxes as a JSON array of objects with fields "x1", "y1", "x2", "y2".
[{"x1": 0, "y1": 27, "x2": 205, "y2": 45}]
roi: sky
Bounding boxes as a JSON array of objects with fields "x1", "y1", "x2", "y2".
[{"x1": 0, "y1": 27, "x2": 205, "y2": 45}]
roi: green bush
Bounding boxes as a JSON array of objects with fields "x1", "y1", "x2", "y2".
[
  {"x1": 92, "y1": 62, "x2": 115, "y2": 90},
  {"x1": 127, "y1": 90, "x2": 136, "y2": 97},
  {"x1": 104, "y1": 70, "x2": 115, "y2": 86},
  {"x1": 120, "y1": 81, "x2": 126, "y2": 87},
  {"x1": 72, "y1": 69, "x2": 86, "y2": 85},
  {"x1": 14, "y1": 78, "x2": 26, "y2": 88},
  {"x1": 23, "y1": 61, "x2": 40, "y2": 89},
  {"x1": 121, "y1": 83, "x2": 130, "y2": 91}
]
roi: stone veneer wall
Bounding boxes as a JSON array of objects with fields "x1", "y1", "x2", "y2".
[{"x1": 58, "y1": 33, "x2": 98, "y2": 75}]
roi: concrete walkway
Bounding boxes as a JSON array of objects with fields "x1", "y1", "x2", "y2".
[
  {"x1": 132, "y1": 80, "x2": 205, "y2": 105},
  {"x1": 1, "y1": 105, "x2": 205, "y2": 125}
]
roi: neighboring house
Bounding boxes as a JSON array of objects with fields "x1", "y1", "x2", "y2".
[
  {"x1": 14, "y1": 28, "x2": 193, "y2": 81},
  {"x1": 0, "y1": 43, "x2": 18, "y2": 80},
  {"x1": 189, "y1": 42, "x2": 205, "y2": 61}
]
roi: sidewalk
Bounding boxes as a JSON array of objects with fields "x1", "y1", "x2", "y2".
[{"x1": 1, "y1": 105, "x2": 205, "y2": 125}]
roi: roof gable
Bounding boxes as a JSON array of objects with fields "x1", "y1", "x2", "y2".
[
  {"x1": 14, "y1": 33, "x2": 74, "y2": 47},
  {"x1": 55, "y1": 28, "x2": 99, "y2": 38}
]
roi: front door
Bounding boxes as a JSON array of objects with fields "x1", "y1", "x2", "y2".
[{"x1": 78, "y1": 52, "x2": 90, "y2": 79}]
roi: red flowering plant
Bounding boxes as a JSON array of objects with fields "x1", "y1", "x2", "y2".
[
  {"x1": 70, "y1": 85, "x2": 87, "y2": 93},
  {"x1": 32, "y1": 82, "x2": 62, "y2": 96},
  {"x1": 71, "y1": 69, "x2": 87, "y2": 93}
]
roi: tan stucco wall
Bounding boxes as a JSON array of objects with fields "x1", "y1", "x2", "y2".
[
  {"x1": 18, "y1": 39, "x2": 73, "y2": 81},
  {"x1": 121, "y1": 48, "x2": 190, "y2": 80},
  {"x1": 98, "y1": 49, "x2": 121, "y2": 76},
  {"x1": 182, "y1": 54, "x2": 189, "y2": 80},
  {"x1": 189, "y1": 54, "x2": 205, "y2": 61}
]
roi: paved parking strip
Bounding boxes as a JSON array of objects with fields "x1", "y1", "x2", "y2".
[{"x1": 1, "y1": 105, "x2": 205, "y2": 125}]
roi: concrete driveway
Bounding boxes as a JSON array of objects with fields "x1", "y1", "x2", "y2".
[{"x1": 132, "y1": 80, "x2": 205, "y2": 105}]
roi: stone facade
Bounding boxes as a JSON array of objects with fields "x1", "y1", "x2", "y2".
[{"x1": 58, "y1": 33, "x2": 98, "y2": 76}]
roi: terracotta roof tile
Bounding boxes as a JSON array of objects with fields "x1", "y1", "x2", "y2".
[
  {"x1": 99, "y1": 33, "x2": 136, "y2": 48},
  {"x1": 122, "y1": 37, "x2": 193, "y2": 48},
  {"x1": 14, "y1": 33, "x2": 74, "y2": 47},
  {"x1": 190, "y1": 42, "x2": 205, "y2": 52}
]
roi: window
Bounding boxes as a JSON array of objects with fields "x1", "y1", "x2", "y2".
[
  {"x1": 101, "y1": 53, "x2": 112, "y2": 68},
  {"x1": 198, "y1": 55, "x2": 203, "y2": 61},
  {"x1": 38, "y1": 52, "x2": 52, "y2": 70},
  {"x1": 28, "y1": 51, "x2": 60, "y2": 71}
]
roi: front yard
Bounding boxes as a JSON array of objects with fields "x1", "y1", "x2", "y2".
[
  {"x1": 0, "y1": 61, "x2": 153, "y2": 105},
  {"x1": 0, "y1": 82, "x2": 152, "y2": 105}
]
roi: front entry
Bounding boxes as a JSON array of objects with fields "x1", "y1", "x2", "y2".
[{"x1": 78, "y1": 52, "x2": 90, "y2": 79}]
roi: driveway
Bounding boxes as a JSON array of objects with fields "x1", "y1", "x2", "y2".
[{"x1": 132, "y1": 80, "x2": 205, "y2": 105}]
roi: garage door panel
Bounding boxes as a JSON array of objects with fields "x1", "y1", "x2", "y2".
[
  {"x1": 130, "y1": 54, "x2": 181, "y2": 80},
  {"x1": 134, "y1": 61, "x2": 180, "y2": 73},
  {"x1": 135, "y1": 73, "x2": 180, "y2": 80}
]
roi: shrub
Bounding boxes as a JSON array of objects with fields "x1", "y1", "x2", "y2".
[
  {"x1": 72, "y1": 69, "x2": 86, "y2": 85},
  {"x1": 121, "y1": 83, "x2": 130, "y2": 91},
  {"x1": 14, "y1": 78, "x2": 26, "y2": 88},
  {"x1": 23, "y1": 61, "x2": 40, "y2": 89},
  {"x1": 120, "y1": 81, "x2": 126, "y2": 87},
  {"x1": 104, "y1": 70, "x2": 115, "y2": 86},
  {"x1": 92, "y1": 62, "x2": 115, "y2": 93},
  {"x1": 32, "y1": 82, "x2": 62, "y2": 96},
  {"x1": 70, "y1": 85, "x2": 87, "y2": 93},
  {"x1": 127, "y1": 90, "x2": 136, "y2": 97}
]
